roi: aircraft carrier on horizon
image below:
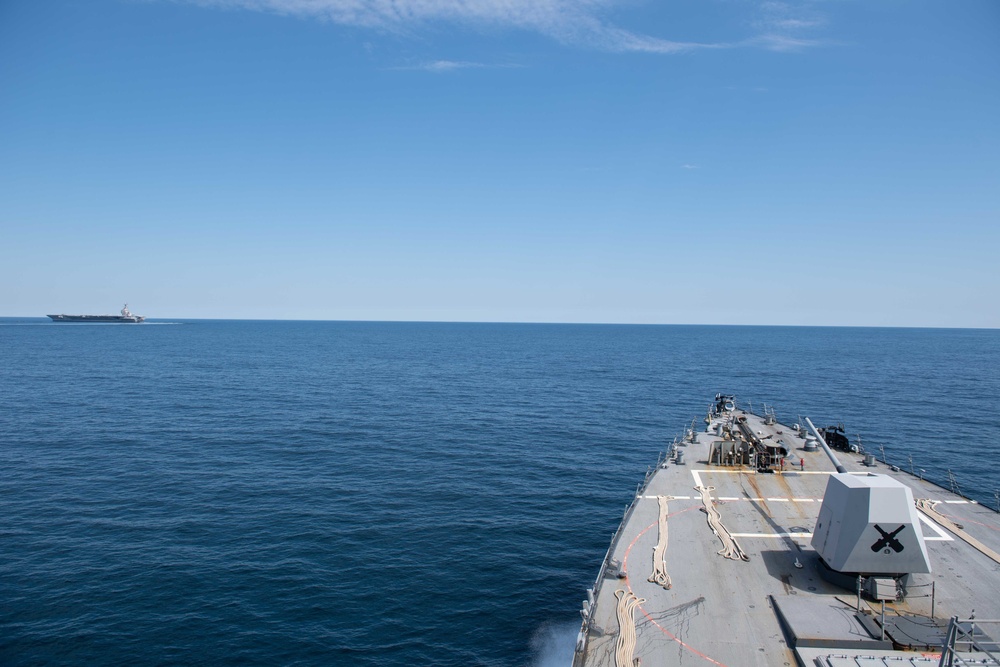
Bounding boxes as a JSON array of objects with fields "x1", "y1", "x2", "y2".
[
  {"x1": 574, "y1": 394, "x2": 1000, "y2": 667},
  {"x1": 47, "y1": 303, "x2": 145, "y2": 323}
]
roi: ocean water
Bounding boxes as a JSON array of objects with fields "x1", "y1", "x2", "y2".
[{"x1": 1, "y1": 321, "x2": 998, "y2": 666}]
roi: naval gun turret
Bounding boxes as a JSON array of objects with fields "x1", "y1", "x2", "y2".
[
  {"x1": 803, "y1": 417, "x2": 931, "y2": 601},
  {"x1": 811, "y1": 473, "x2": 931, "y2": 600}
]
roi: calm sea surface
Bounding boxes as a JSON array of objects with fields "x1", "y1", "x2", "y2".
[{"x1": 2, "y1": 321, "x2": 998, "y2": 666}]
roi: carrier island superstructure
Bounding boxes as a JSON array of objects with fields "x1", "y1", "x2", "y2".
[{"x1": 574, "y1": 395, "x2": 1000, "y2": 667}]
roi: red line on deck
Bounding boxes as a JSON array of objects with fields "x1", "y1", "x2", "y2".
[{"x1": 622, "y1": 506, "x2": 731, "y2": 667}]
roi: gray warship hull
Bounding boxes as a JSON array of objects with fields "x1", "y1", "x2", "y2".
[
  {"x1": 574, "y1": 399, "x2": 1000, "y2": 666},
  {"x1": 47, "y1": 314, "x2": 145, "y2": 323}
]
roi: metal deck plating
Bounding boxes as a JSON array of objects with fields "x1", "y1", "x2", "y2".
[{"x1": 574, "y1": 401, "x2": 1000, "y2": 667}]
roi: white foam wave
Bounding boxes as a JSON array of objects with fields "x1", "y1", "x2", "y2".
[{"x1": 530, "y1": 620, "x2": 579, "y2": 667}]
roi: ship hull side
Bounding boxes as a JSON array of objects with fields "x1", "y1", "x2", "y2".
[{"x1": 47, "y1": 315, "x2": 144, "y2": 323}]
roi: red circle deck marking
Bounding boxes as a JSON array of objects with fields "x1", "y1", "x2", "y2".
[{"x1": 621, "y1": 506, "x2": 731, "y2": 667}]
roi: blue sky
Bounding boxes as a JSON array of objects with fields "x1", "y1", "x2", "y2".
[{"x1": 1, "y1": 0, "x2": 998, "y2": 325}]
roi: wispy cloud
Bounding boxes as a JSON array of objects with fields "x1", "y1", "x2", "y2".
[
  {"x1": 185, "y1": 0, "x2": 730, "y2": 54},
  {"x1": 746, "y1": 33, "x2": 823, "y2": 52},
  {"x1": 680, "y1": 164, "x2": 700, "y2": 170},
  {"x1": 183, "y1": 0, "x2": 827, "y2": 55},
  {"x1": 399, "y1": 60, "x2": 483, "y2": 72},
  {"x1": 751, "y1": 1, "x2": 827, "y2": 52},
  {"x1": 773, "y1": 18, "x2": 822, "y2": 30},
  {"x1": 391, "y1": 60, "x2": 512, "y2": 72}
]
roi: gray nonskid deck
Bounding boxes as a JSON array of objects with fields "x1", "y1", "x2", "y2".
[{"x1": 575, "y1": 408, "x2": 1000, "y2": 667}]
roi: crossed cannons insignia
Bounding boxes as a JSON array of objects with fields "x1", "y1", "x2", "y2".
[{"x1": 871, "y1": 524, "x2": 905, "y2": 553}]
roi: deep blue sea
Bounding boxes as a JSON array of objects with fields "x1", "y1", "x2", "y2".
[{"x1": 2, "y1": 320, "x2": 998, "y2": 666}]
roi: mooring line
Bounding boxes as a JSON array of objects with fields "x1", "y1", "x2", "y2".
[
  {"x1": 648, "y1": 495, "x2": 672, "y2": 589},
  {"x1": 695, "y1": 485, "x2": 749, "y2": 561},
  {"x1": 614, "y1": 589, "x2": 645, "y2": 667}
]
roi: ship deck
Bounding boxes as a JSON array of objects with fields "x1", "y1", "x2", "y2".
[{"x1": 575, "y1": 408, "x2": 1000, "y2": 667}]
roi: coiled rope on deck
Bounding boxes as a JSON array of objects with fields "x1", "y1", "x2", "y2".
[
  {"x1": 648, "y1": 495, "x2": 672, "y2": 589},
  {"x1": 614, "y1": 589, "x2": 645, "y2": 667},
  {"x1": 695, "y1": 485, "x2": 750, "y2": 562}
]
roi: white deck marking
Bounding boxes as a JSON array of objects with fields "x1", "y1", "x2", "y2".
[
  {"x1": 712, "y1": 517, "x2": 951, "y2": 543},
  {"x1": 944, "y1": 500, "x2": 969, "y2": 504},
  {"x1": 918, "y1": 511, "x2": 954, "y2": 542},
  {"x1": 668, "y1": 493, "x2": 824, "y2": 502},
  {"x1": 692, "y1": 469, "x2": 888, "y2": 475},
  {"x1": 690, "y1": 468, "x2": 873, "y2": 479},
  {"x1": 730, "y1": 532, "x2": 812, "y2": 538}
]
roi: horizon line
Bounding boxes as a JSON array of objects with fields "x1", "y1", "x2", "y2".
[{"x1": 2, "y1": 316, "x2": 996, "y2": 331}]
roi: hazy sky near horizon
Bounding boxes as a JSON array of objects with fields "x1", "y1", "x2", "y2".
[{"x1": 1, "y1": 0, "x2": 998, "y2": 326}]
